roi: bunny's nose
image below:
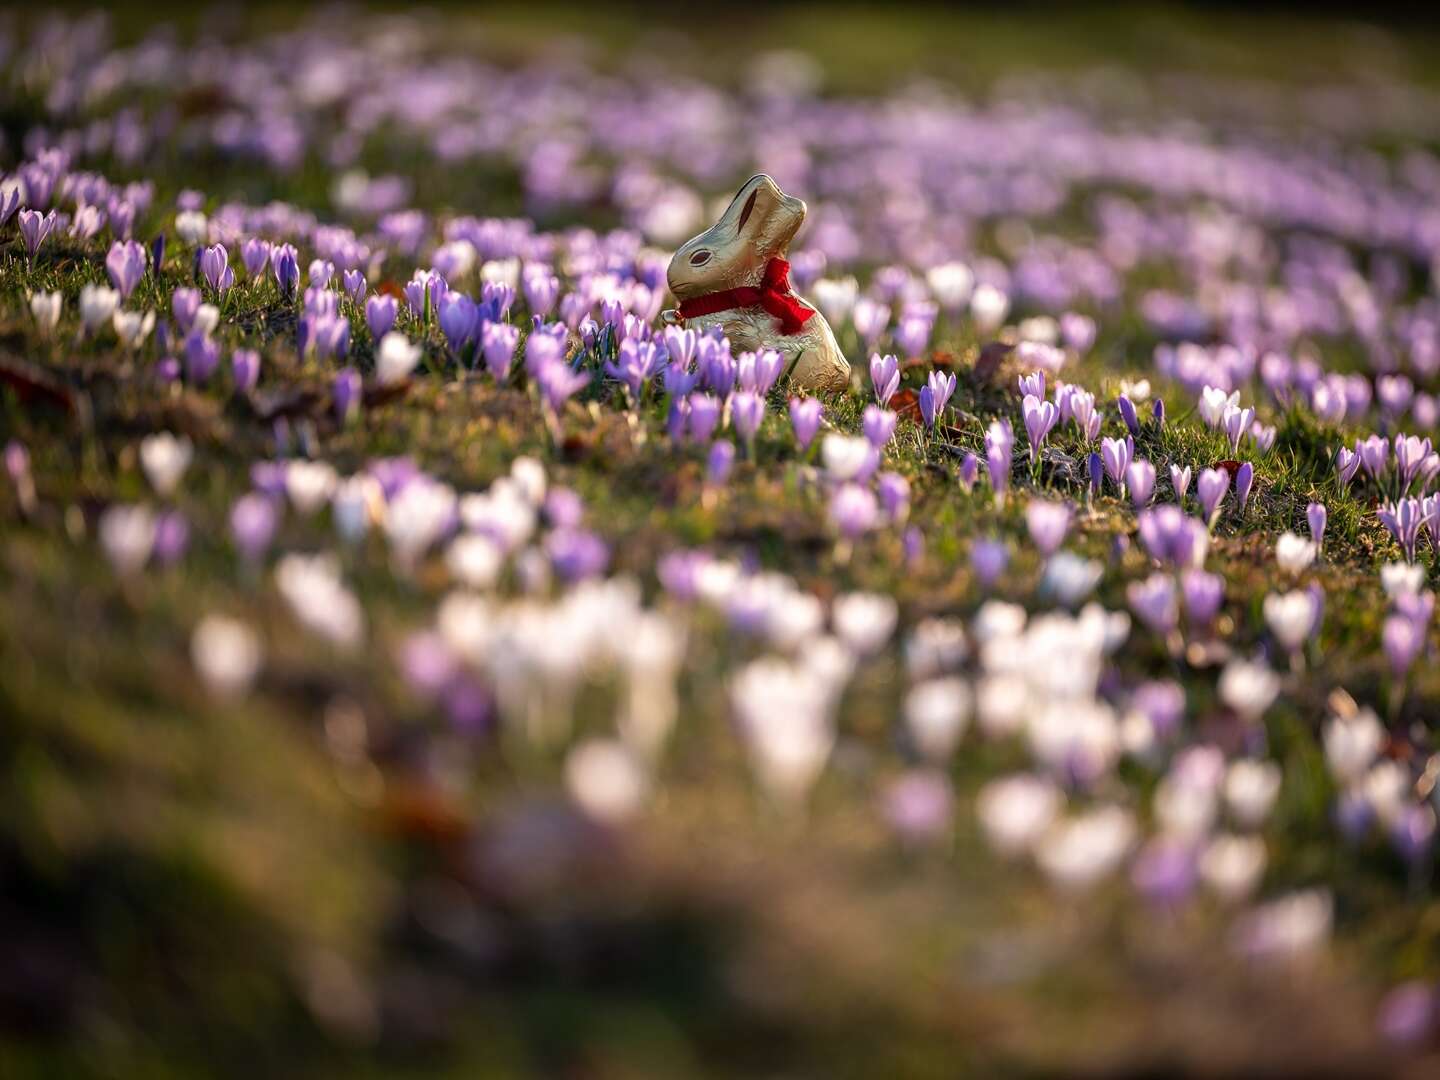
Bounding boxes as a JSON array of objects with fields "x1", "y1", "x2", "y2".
[{"x1": 689, "y1": 250, "x2": 712, "y2": 267}]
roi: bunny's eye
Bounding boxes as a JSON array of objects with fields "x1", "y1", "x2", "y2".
[{"x1": 689, "y1": 250, "x2": 712, "y2": 266}]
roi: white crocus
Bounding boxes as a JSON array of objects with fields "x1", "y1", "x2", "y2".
[
  {"x1": 1322, "y1": 707, "x2": 1383, "y2": 785},
  {"x1": 1224, "y1": 759, "x2": 1282, "y2": 828},
  {"x1": 375, "y1": 332, "x2": 422, "y2": 385},
  {"x1": 820, "y1": 434, "x2": 872, "y2": 482},
  {"x1": 904, "y1": 677, "x2": 971, "y2": 762},
  {"x1": 832, "y1": 592, "x2": 897, "y2": 655},
  {"x1": 566, "y1": 739, "x2": 647, "y2": 824},
  {"x1": 1263, "y1": 590, "x2": 1316, "y2": 651},
  {"x1": 79, "y1": 283, "x2": 119, "y2": 334},
  {"x1": 29, "y1": 290, "x2": 62, "y2": 334},
  {"x1": 175, "y1": 209, "x2": 208, "y2": 245},
  {"x1": 446, "y1": 533, "x2": 504, "y2": 589},
  {"x1": 99, "y1": 504, "x2": 156, "y2": 575},
  {"x1": 976, "y1": 774, "x2": 1062, "y2": 856},
  {"x1": 1199, "y1": 834, "x2": 1267, "y2": 902},
  {"x1": 1274, "y1": 532, "x2": 1316, "y2": 575},
  {"x1": 113, "y1": 308, "x2": 156, "y2": 349},
  {"x1": 1035, "y1": 806, "x2": 1136, "y2": 892},
  {"x1": 139, "y1": 432, "x2": 192, "y2": 496},
  {"x1": 1217, "y1": 658, "x2": 1280, "y2": 720},
  {"x1": 970, "y1": 283, "x2": 1010, "y2": 333},
  {"x1": 191, "y1": 615, "x2": 262, "y2": 697},
  {"x1": 285, "y1": 460, "x2": 339, "y2": 515}
]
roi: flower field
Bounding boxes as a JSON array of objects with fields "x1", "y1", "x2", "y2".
[{"x1": 5, "y1": 6, "x2": 1440, "y2": 1076}]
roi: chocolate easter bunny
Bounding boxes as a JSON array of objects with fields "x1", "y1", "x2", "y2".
[{"x1": 663, "y1": 174, "x2": 850, "y2": 392}]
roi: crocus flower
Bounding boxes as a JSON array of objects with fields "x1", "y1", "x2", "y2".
[
  {"x1": 829, "y1": 483, "x2": 878, "y2": 540},
  {"x1": 106, "y1": 239, "x2": 147, "y2": 300},
  {"x1": 1383, "y1": 612, "x2": 1425, "y2": 678},
  {"x1": 199, "y1": 243, "x2": 234, "y2": 294},
  {"x1": 1101, "y1": 436, "x2": 1133, "y2": 497},
  {"x1": 1196, "y1": 467, "x2": 1229, "y2": 523},
  {"x1": 1117, "y1": 393, "x2": 1140, "y2": 436},
  {"x1": 878, "y1": 472, "x2": 910, "y2": 522},
  {"x1": 1378, "y1": 499, "x2": 1423, "y2": 562},
  {"x1": 918, "y1": 370, "x2": 956, "y2": 430},
  {"x1": 1022, "y1": 394, "x2": 1058, "y2": 463},
  {"x1": 184, "y1": 332, "x2": 220, "y2": 384},
  {"x1": 1171, "y1": 464, "x2": 1192, "y2": 503},
  {"x1": 789, "y1": 397, "x2": 823, "y2": 451},
  {"x1": 1181, "y1": 568, "x2": 1224, "y2": 628},
  {"x1": 971, "y1": 538, "x2": 1009, "y2": 587},
  {"x1": 1308, "y1": 502, "x2": 1328, "y2": 552},
  {"x1": 958, "y1": 452, "x2": 979, "y2": 491},
  {"x1": 232, "y1": 349, "x2": 260, "y2": 392},
  {"x1": 1127, "y1": 459, "x2": 1156, "y2": 508},
  {"x1": 1025, "y1": 499, "x2": 1071, "y2": 556},
  {"x1": 333, "y1": 367, "x2": 362, "y2": 424},
  {"x1": 862, "y1": 405, "x2": 898, "y2": 449},
  {"x1": 731, "y1": 391, "x2": 766, "y2": 450},
  {"x1": 18, "y1": 209, "x2": 57, "y2": 257},
  {"x1": 1335, "y1": 446, "x2": 1361, "y2": 490},
  {"x1": 1129, "y1": 573, "x2": 1179, "y2": 635},
  {"x1": 707, "y1": 440, "x2": 736, "y2": 485},
  {"x1": 1018, "y1": 370, "x2": 1046, "y2": 400},
  {"x1": 271, "y1": 243, "x2": 300, "y2": 298},
  {"x1": 241, "y1": 237, "x2": 272, "y2": 278},
  {"x1": 365, "y1": 294, "x2": 398, "y2": 339},
  {"x1": 869, "y1": 352, "x2": 900, "y2": 405},
  {"x1": 1234, "y1": 461, "x2": 1254, "y2": 515},
  {"x1": 687, "y1": 393, "x2": 721, "y2": 443},
  {"x1": 481, "y1": 321, "x2": 519, "y2": 380}
]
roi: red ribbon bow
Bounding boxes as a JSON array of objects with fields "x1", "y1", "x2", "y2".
[{"x1": 676, "y1": 257, "x2": 816, "y2": 336}]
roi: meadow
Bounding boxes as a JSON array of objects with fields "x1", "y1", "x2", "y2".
[{"x1": 5, "y1": 5, "x2": 1440, "y2": 1076}]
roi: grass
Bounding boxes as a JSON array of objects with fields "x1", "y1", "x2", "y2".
[{"x1": 4, "y1": 5, "x2": 1440, "y2": 1078}]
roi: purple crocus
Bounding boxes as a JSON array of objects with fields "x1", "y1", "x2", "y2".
[
  {"x1": 1022, "y1": 394, "x2": 1059, "y2": 464},
  {"x1": 185, "y1": 332, "x2": 220, "y2": 384},
  {"x1": 106, "y1": 240, "x2": 147, "y2": 300},
  {"x1": 241, "y1": 237, "x2": 272, "y2": 278},
  {"x1": 863, "y1": 405, "x2": 898, "y2": 449},
  {"x1": 438, "y1": 292, "x2": 479, "y2": 352},
  {"x1": 971, "y1": 538, "x2": 1009, "y2": 588},
  {"x1": 546, "y1": 529, "x2": 609, "y2": 582},
  {"x1": 687, "y1": 393, "x2": 721, "y2": 444},
  {"x1": 152, "y1": 511, "x2": 190, "y2": 567},
  {"x1": 536, "y1": 360, "x2": 589, "y2": 416},
  {"x1": 1127, "y1": 460, "x2": 1156, "y2": 508},
  {"x1": 1137, "y1": 506, "x2": 1210, "y2": 568},
  {"x1": 707, "y1": 440, "x2": 736, "y2": 486},
  {"x1": 199, "y1": 243, "x2": 234, "y2": 294},
  {"x1": 230, "y1": 493, "x2": 278, "y2": 561},
  {"x1": 1019, "y1": 370, "x2": 1046, "y2": 400},
  {"x1": 878, "y1": 472, "x2": 910, "y2": 522},
  {"x1": 789, "y1": 397, "x2": 823, "y2": 451},
  {"x1": 1117, "y1": 394, "x2": 1140, "y2": 437},
  {"x1": 1129, "y1": 573, "x2": 1179, "y2": 635},
  {"x1": 1181, "y1": 568, "x2": 1224, "y2": 628},
  {"x1": 1378, "y1": 498, "x2": 1423, "y2": 563},
  {"x1": 958, "y1": 452, "x2": 979, "y2": 492},
  {"x1": 232, "y1": 348, "x2": 260, "y2": 393},
  {"x1": 482, "y1": 321, "x2": 519, "y2": 380},
  {"x1": 334, "y1": 367, "x2": 362, "y2": 424},
  {"x1": 365, "y1": 294, "x2": 398, "y2": 339},
  {"x1": 731, "y1": 391, "x2": 766, "y2": 451},
  {"x1": 1101, "y1": 436, "x2": 1133, "y2": 497},
  {"x1": 1358, "y1": 434, "x2": 1389, "y2": 484},
  {"x1": 1025, "y1": 499, "x2": 1071, "y2": 556},
  {"x1": 343, "y1": 269, "x2": 367, "y2": 302},
  {"x1": 1196, "y1": 467, "x2": 1229, "y2": 523},
  {"x1": 1171, "y1": 464, "x2": 1192, "y2": 503},
  {"x1": 918, "y1": 370, "x2": 957, "y2": 430},
  {"x1": 18, "y1": 209, "x2": 57, "y2": 257},
  {"x1": 1234, "y1": 462, "x2": 1254, "y2": 516},
  {"x1": 1335, "y1": 446, "x2": 1361, "y2": 490},
  {"x1": 829, "y1": 483, "x2": 878, "y2": 540},
  {"x1": 986, "y1": 420, "x2": 1013, "y2": 502},
  {"x1": 870, "y1": 353, "x2": 900, "y2": 406},
  {"x1": 1384, "y1": 613, "x2": 1425, "y2": 679},
  {"x1": 1308, "y1": 502, "x2": 1328, "y2": 552},
  {"x1": 271, "y1": 243, "x2": 300, "y2": 298}
]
